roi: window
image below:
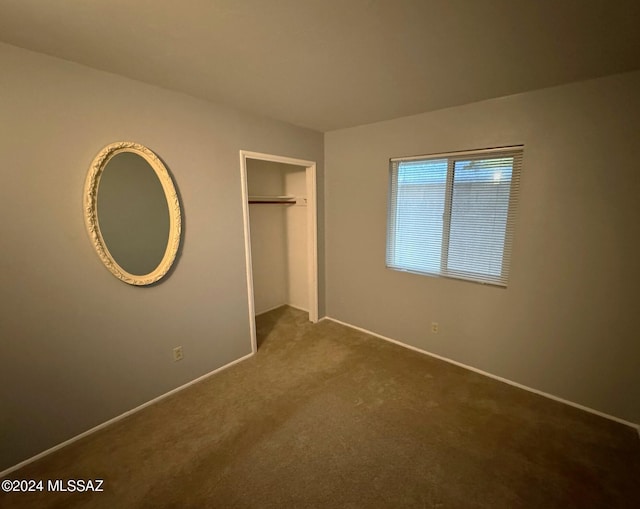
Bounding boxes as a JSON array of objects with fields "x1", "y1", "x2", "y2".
[{"x1": 386, "y1": 146, "x2": 522, "y2": 286}]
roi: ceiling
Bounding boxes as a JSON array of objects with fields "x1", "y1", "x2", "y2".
[{"x1": 1, "y1": 0, "x2": 639, "y2": 132}]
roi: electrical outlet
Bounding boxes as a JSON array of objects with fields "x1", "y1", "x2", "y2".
[
  {"x1": 431, "y1": 322, "x2": 439, "y2": 334},
  {"x1": 173, "y1": 346, "x2": 183, "y2": 361}
]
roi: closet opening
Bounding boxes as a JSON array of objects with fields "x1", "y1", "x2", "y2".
[{"x1": 239, "y1": 151, "x2": 318, "y2": 353}]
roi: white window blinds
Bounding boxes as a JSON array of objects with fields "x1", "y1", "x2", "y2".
[{"x1": 386, "y1": 146, "x2": 523, "y2": 287}]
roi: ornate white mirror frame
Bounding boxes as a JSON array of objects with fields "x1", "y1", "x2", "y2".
[{"x1": 83, "y1": 141, "x2": 182, "y2": 285}]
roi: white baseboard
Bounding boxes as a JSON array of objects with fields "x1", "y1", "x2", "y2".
[
  {"x1": 256, "y1": 303, "x2": 309, "y2": 317},
  {"x1": 4, "y1": 316, "x2": 637, "y2": 478},
  {"x1": 324, "y1": 316, "x2": 640, "y2": 432},
  {"x1": 287, "y1": 304, "x2": 309, "y2": 313},
  {"x1": 0, "y1": 352, "x2": 254, "y2": 478}
]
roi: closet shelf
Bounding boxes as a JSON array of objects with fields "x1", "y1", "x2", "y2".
[{"x1": 248, "y1": 195, "x2": 297, "y2": 204}]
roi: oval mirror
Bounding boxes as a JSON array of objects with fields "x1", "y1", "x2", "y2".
[{"x1": 84, "y1": 142, "x2": 181, "y2": 285}]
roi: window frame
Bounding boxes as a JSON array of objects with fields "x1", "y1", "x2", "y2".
[{"x1": 386, "y1": 146, "x2": 523, "y2": 287}]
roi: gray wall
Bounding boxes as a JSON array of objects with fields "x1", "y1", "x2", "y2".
[
  {"x1": 0, "y1": 42, "x2": 324, "y2": 471},
  {"x1": 325, "y1": 71, "x2": 640, "y2": 424}
]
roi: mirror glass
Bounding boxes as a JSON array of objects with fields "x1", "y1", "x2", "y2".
[
  {"x1": 98, "y1": 152, "x2": 170, "y2": 276},
  {"x1": 84, "y1": 142, "x2": 181, "y2": 285}
]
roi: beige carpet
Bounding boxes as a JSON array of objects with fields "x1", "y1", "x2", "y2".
[{"x1": 1, "y1": 306, "x2": 639, "y2": 508}]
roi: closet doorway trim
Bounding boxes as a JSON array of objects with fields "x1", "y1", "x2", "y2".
[{"x1": 239, "y1": 150, "x2": 318, "y2": 353}]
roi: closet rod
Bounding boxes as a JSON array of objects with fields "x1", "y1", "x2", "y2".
[
  {"x1": 248, "y1": 195, "x2": 297, "y2": 204},
  {"x1": 248, "y1": 200, "x2": 296, "y2": 204}
]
